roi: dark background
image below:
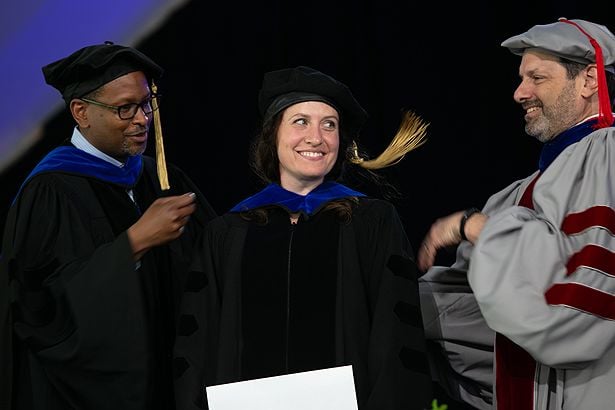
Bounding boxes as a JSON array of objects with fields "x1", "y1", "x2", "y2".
[
  {"x1": 3, "y1": 1, "x2": 611, "y2": 247},
  {"x1": 0, "y1": 1, "x2": 611, "y2": 408}
]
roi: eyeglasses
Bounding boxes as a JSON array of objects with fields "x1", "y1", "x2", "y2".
[{"x1": 80, "y1": 95, "x2": 160, "y2": 120}]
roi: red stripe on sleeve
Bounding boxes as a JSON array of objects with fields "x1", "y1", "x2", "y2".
[
  {"x1": 545, "y1": 282, "x2": 615, "y2": 320},
  {"x1": 566, "y1": 244, "x2": 615, "y2": 277},
  {"x1": 561, "y1": 206, "x2": 615, "y2": 236}
]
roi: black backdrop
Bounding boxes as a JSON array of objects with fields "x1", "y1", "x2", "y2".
[
  {"x1": 0, "y1": 1, "x2": 611, "y2": 407},
  {"x1": 4, "y1": 1, "x2": 611, "y2": 247}
]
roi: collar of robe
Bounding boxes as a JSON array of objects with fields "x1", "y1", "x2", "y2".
[
  {"x1": 538, "y1": 117, "x2": 611, "y2": 171},
  {"x1": 14, "y1": 145, "x2": 142, "y2": 203},
  {"x1": 230, "y1": 181, "x2": 366, "y2": 216}
]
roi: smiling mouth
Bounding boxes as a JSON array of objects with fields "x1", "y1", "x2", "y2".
[
  {"x1": 298, "y1": 151, "x2": 324, "y2": 158},
  {"x1": 126, "y1": 132, "x2": 148, "y2": 144},
  {"x1": 126, "y1": 129, "x2": 148, "y2": 137},
  {"x1": 526, "y1": 106, "x2": 540, "y2": 114}
]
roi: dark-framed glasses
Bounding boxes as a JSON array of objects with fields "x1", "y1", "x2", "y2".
[{"x1": 80, "y1": 95, "x2": 160, "y2": 120}]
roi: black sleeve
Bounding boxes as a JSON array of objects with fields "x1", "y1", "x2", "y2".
[
  {"x1": 2, "y1": 174, "x2": 157, "y2": 409},
  {"x1": 354, "y1": 199, "x2": 433, "y2": 410}
]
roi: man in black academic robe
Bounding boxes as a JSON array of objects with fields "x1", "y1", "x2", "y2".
[{"x1": 0, "y1": 42, "x2": 216, "y2": 410}]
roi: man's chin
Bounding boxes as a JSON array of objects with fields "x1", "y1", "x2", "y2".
[{"x1": 126, "y1": 145, "x2": 147, "y2": 157}]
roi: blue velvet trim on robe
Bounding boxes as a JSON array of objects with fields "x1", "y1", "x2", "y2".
[
  {"x1": 538, "y1": 118, "x2": 605, "y2": 171},
  {"x1": 230, "y1": 181, "x2": 366, "y2": 216},
  {"x1": 13, "y1": 146, "x2": 142, "y2": 203}
]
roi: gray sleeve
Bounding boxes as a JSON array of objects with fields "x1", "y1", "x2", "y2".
[
  {"x1": 470, "y1": 129, "x2": 615, "y2": 368},
  {"x1": 417, "y1": 174, "x2": 528, "y2": 409},
  {"x1": 420, "y1": 264, "x2": 494, "y2": 410}
]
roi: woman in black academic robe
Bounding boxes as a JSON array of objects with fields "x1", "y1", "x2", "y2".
[{"x1": 173, "y1": 65, "x2": 432, "y2": 410}]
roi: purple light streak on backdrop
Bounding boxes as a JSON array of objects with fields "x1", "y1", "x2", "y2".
[{"x1": 0, "y1": 0, "x2": 189, "y2": 173}]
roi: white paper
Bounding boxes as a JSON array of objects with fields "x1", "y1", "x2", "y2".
[{"x1": 206, "y1": 365, "x2": 358, "y2": 410}]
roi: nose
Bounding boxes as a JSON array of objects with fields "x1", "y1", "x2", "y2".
[
  {"x1": 132, "y1": 106, "x2": 150, "y2": 125},
  {"x1": 513, "y1": 79, "x2": 531, "y2": 104},
  {"x1": 304, "y1": 128, "x2": 323, "y2": 145}
]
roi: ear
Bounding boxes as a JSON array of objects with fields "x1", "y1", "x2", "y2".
[
  {"x1": 580, "y1": 64, "x2": 599, "y2": 98},
  {"x1": 70, "y1": 99, "x2": 90, "y2": 129}
]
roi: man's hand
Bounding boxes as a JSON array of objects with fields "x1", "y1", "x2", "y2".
[
  {"x1": 127, "y1": 192, "x2": 197, "y2": 260},
  {"x1": 417, "y1": 209, "x2": 486, "y2": 272}
]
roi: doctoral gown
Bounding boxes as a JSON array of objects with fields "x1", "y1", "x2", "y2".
[
  {"x1": 0, "y1": 147, "x2": 216, "y2": 410},
  {"x1": 173, "y1": 186, "x2": 432, "y2": 410},
  {"x1": 421, "y1": 117, "x2": 615, "y2": 409}
]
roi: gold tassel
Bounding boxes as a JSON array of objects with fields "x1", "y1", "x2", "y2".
[
  {"x1": 151, "y1": 80, "x2": 170, "y2": 190},
  {"x1": 349, "y1": 110, "x2": 429, "y2": 170}
]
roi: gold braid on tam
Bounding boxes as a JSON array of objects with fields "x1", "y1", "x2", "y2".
[
  {"x1": 349, "y1": 110, "x2": 429, "y2": 169},
  {"x1": 151, "y1": 80, "x2": 170, "y2": 190}
]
